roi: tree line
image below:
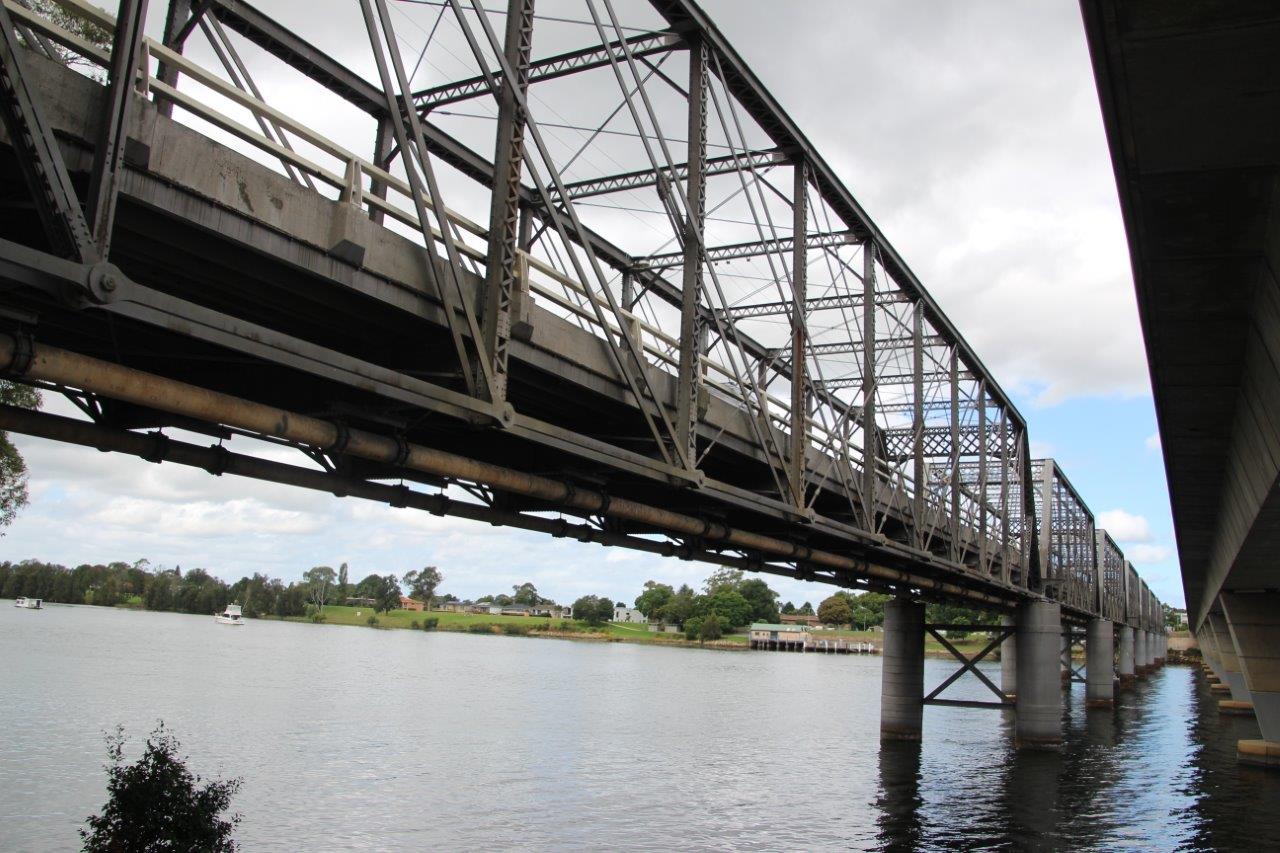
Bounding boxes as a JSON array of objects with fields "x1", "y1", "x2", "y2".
[{"x1": 0, "y1": 559, "x2": 444, "y2": 621}]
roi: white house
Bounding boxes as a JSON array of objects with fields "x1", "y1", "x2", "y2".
[{"x1": 612, "y1": 606, "x2": 646, "y2": 623}]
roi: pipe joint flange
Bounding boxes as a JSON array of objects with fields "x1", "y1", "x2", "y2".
[
  {"x1": 141, "y1": 431, "x2": 170, "y2": 464},
  {"x1": 328, "y1": 421, "x2": 351, "y2": 455},
  {"x1": 391, "y1": 435, "x2": 411, "y2": 467},
  {"x1": 205, "y1": 444, "x2": 231, "y2": 477},
  {"x1": 428, "y1": 494, "x2": 449, "y2": 517},
  {"x1": 5, "y1": 329, "x2": 35, "y2": 377},
  {"x1": 86, "y1": 262, "x2": 125, "y2": 305},
  {"x1": 389, "y1": 485, "x2": 410, "y2": 509}
]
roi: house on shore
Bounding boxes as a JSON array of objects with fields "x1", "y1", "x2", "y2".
[
  {"x1": 781, "y1": 613, "x2": 821, "y2": 627},
  {"x1": 399, "y1": 595, "x2": 424, "y2": 612},
  {"x1": 749, "y1": 623, "x2": 811, "y2": 651},
  {"x1": 345, "y1": 596, "x2": 376, "y2": 607},
  {"x1": 612, "y1": 606, "x2": 647, "y2": 623}
]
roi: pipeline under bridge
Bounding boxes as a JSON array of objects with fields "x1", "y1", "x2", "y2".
[{"x1": 0, "y1": 0, "x2": 1167, "y2": 748}]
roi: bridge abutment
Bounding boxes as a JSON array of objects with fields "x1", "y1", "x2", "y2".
[
  {"x1": 1222, "y1": 592, "x2": 1280, "y2": 767},
  {"x1": 1086, "y1": 618, "x2": 1114, "y2": 708},
  {"x1": 1118, "y1": 625, "x2": 1135, "y2": 686},
  {"x1": 880, "y1": 598, "x2": 926, "y2": 742},
  {"x1": 1015, "y1": 600, "x2": 1062, "y2": 748}
]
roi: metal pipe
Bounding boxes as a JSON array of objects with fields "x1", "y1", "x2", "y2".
[{"x1": 0, "y1": 335, "x2": 1016, "y2": 606}]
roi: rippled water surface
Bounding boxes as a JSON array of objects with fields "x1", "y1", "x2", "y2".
[{"x1": 3, "y1": 603, "x2": 1279, "y2": 850}]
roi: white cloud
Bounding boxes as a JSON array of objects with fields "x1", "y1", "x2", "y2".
[
  {"x1": 1097, "y1": 509, "x2": 1152, "y2": 544},
  {"x1": 1127, "y1": 544, "x2": 1172, "y2": 564}
]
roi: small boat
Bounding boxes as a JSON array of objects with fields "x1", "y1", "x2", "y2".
[
  {"x1": 14, "y1": 597, "x2": 42, "y2": 609},
  {"x1": 214, "y1": 604, "x2": 245, "y2": 625}
]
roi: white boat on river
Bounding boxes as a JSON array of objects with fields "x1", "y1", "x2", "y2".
[
  {"x1": 13, "y1": 597, "x2": 42, "y2": 609},
  {"x1": 214, "y1": 604, "x2": 245, "y2": 625}
]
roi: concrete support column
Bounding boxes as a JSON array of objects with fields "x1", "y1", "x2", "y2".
[
  {"x1": 1015, "y1": 599, "x2": 1062, "y2": 748},
  {"x1": 1060, "y1": 630, "x2": 1073, "y2": 685},
  {"x1": 1086, "y1": 618, "x2": 1114, "y2": 708},
  {"x1": 1198, "y1": 626, "x2": 1224, "y2": 681},
  {"x1": 880, "y1": 598, "x2": 926, "y2": 742},
  {"x1": 1135, "y1": 629, "x2": 1148, "y2": 676},
  {"x1": 1156, "y1": 632, "x2": 1166, "y2": 664},
  {"x1": 1209, "y1": 612, "x2": 1251, "y2": 703},
  {"x1": 1118, "y1": 625, "x2": 1135, "y2": 686},
  {"x1": 1222, "y1": 592, "x2": 1280, "y2": 767},
  {"x1": 1001, "y1": 613, "x2": 1017, "y2": 700}
]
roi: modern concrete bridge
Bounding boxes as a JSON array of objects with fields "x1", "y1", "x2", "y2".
[
  {"x1": 1083, "y1": 0, "x2": 1280, "y2": 766},
  {"x1": 0, "y1": 0, "x2": 1165, "y2": 747}
]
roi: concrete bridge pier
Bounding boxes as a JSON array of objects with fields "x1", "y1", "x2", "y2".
[
  {"x1": 880, "y1": 598, "x2": 926, "y2": 742},
  {"x1": 1208, "y1": 612, "x2": 1251, "y2": 703},
  {"x1": 1135, "y1": 630, "x2": 1148, "y2": 676},
  {"x1": 1015, "y1": 600, "x2": 1063, "y2": 748},
  {"x1": 1118, "y1": 625, "x2": 1135, "y2": 686},
  {"x1": 1222, "y1": 592, "x2": 1280, "y2": 768},
  {"x1": 1001, "y1": 614, "x2": 1017, "y2": 700},
  {"x1": 1156, "y1": 632, "x2": 1166, "y2": 665},
  {"x1": 1060, "y1": 630, "x2": 1073, "y2": 685},
  {"x1": 1198, "y1": 625, "x2": 1225, "y2": 682},
  {"x1": 1086, "y1": 619, "x2": 1114, "y2": 708}
]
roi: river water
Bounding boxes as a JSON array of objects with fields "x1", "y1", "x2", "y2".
[{"x1": 2, "y1": 603, "x2": 1277, "y2": 851}]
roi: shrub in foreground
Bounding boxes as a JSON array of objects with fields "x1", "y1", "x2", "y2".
[
  {"x1": 81, "y1": 723, "x2": 241, "y2": 852},
  {"x1": 422, "y1": 617, "x2": 439, "y2": 630}
]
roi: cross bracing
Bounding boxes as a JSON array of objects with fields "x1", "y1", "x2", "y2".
[{"x1": 0, "y1": 0, "x2": 1164, "y2": 624}]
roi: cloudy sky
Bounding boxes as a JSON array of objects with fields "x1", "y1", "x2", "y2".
[{"x1": 2, "y1": 1, "x2": 1184, "y2": 608}]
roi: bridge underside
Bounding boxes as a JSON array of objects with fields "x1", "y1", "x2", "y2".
[{"x1": 1082, "y1": 1, "x2": 1280, "y2": 629}]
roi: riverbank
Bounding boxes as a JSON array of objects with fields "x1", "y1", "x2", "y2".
[{"x1": 283, "y1": 604, "x2": 991, "y2": 656}]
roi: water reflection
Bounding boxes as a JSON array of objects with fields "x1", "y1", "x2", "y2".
[{"x1": 874, "y1": 740, "x2": 923, "y2": 851}]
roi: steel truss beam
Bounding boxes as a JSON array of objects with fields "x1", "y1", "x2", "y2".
[
  {"x1": 635, "y1": 230, "x2": 856, "y2": 271},
  {"x1": 883, "y1": 425, "x2": 1012, "y2": 460},
  {"x1": 785, "y1": 336, "x2": 947, "y2": 359},
  {"x1": 720, "y1": 291, "x2": 910, "y2": 320},
  {"x1": 0, "y1": 1, "x2": 96, "y2": 263},
  {"x1": 556, "y1": 148, "x2": 781, "y2": 200},
  {"x1": 413, "y1": 29, "x2": 677, "y2": 110}
]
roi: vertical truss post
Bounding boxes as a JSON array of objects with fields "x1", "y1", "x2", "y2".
[
  {"x1": 0, "y1": 2, "x2": 96, "y2": 263},
  {"x1": 675, "y1": 34, "x2": 707, "y2": 472},
  {"x1": 1020, "y1": 427, "x2": 1037, "y2": 588},
  {"x1": 1039, "y1": 458, "x2": 1055, "y2": 595},
  {"x1": 85, "y1": 0, "x2": 150, "y2": 258},
  {"x1": 621, "y1": 271, "x2": 635, "y2": 310},
  {"x1": 949, "y1": 347, "x2": 960, "y2": 559},
  {"x1": 999, "y1": 409, "x2": 1010, "y2": 584},
  {"x1": 977, "y1": 380, "x2": 987, "y2": 570},
  {"x1": 368, "y1": 115, "x2": 393, "y2": 224},
  {"x1": 156, "y1": 0, "x2": 191, "y2": 118},
  {"x1": 476, "y1": 0, "x2": 535, "y2": 407},
  {"x1": 789, "y1": 160, "x2": 808, "y2": 509},
  {"x1": 912, "y1": 300, "x2": 924, "y2": 544},
  {"x1": 861, "y1": 240, "x2": 877, "y2": 529}
]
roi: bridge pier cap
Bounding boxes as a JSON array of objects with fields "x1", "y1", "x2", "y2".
[{"x1": 1015, "y1": 599, "x2": 1063, "y2": 748}]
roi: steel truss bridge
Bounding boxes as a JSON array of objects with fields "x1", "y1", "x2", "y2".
[{"x1": 0, "y1": 0, "x2": 1165, "y2": 718}]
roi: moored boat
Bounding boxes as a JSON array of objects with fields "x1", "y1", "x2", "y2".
[
  {"x1": 214, "y1": 604, "x2": 245, "y2": 625},
  {"x1": 14, "y1": 597, "x2": 42, "y2": 609}
]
